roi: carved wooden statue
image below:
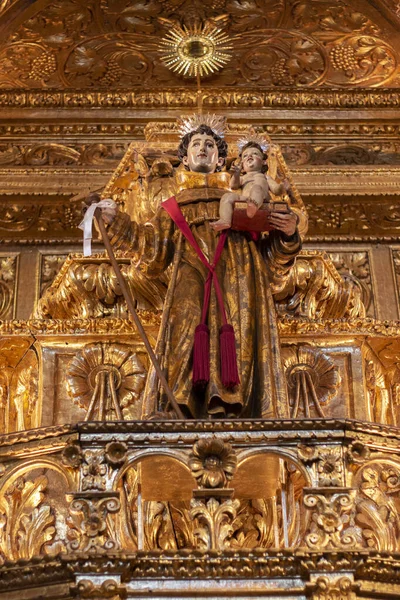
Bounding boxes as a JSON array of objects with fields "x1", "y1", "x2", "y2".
[{"x1": 92, "y1": 116, "x2": 309, "y2": 421}]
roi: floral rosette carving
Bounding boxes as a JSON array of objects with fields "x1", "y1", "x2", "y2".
[
  {"x1": 66, "y1": 343, "x2": 147, "y2": 420},
  {"x1": 61, "y1": 441, "x2": 83, "y2": 468},
  {"x1": 189, "y1": 438, "x2": 237, "y2": 489},
  {"x1": 282, "y1": 345, "x2": 340, "y2": 418},
  {"x1": 105, "y1": 441, "x2": 128, "y2": 466}
]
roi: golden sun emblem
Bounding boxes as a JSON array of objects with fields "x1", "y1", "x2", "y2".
[{"x1": 159, "y1": 22, "x2": 232, "y2": 77}]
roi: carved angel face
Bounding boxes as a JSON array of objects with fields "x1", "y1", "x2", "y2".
[{"x1": 182, "y1": 133, "x2": 224, "y2": 173}]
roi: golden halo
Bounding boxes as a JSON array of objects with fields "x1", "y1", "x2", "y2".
[
  {"x1": 177, "y1": 113, "x2": 227, "y2": 138},
  {"x1": 159, "y1": 23, "x2": 232, "y2": 77},
  {"x1": 237, "y1": 134, "x2": 270, "y2": 153}
]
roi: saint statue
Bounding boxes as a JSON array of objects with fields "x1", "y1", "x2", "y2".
[{"x1": 95, "y1": 116, "x2": 308, "y2": 420}]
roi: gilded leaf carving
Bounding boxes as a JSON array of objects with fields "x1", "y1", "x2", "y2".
[
  {"x1": 0, "y1": 475, "x2": 57, "y2": 562},
  {"x1": 144, "y1": 501, "x2": 179, "y2": 551},
  {"x1": 229, "y1": 499, "x2": 276, "y2": 549},
  {"x1": 354, "y1": 461, "x2": 400, "y2": 551},
  {"x1": 40, "y1": 254, "x2": 68, "y2": 297},
  {"x1": 329, "y1": 252, "x2": 374, "y2": 316},
  {"x1": 275, "y1": 251, "x2": 366, "y2": 319},
  {"x1": 0, "y1": 0, "x2": 397, "y2": 88},
  {"x1": 190, "y1": 496, "x2": 240, "y2": 550}
]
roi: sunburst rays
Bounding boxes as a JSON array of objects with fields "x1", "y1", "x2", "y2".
[{"x1": 159, "y1": 22, "x2": 232, "y2": 77}]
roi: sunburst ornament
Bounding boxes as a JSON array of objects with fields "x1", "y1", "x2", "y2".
[{"x1": 159, "y1": 22, "x2": 232, "y2": 77}]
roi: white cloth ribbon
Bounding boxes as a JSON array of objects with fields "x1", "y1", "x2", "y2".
[{"x1": 78, "y1": 199, "x2": 117, "y2": 256}]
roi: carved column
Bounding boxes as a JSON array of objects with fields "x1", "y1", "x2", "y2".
[
  {"x1": 65, "y1": 441, "x2": 128, "y2": 554},
  {"x1": 188, "y1": 437, "x2": 239, "y2": 551}
]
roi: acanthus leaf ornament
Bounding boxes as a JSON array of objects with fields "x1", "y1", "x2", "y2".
[
  {"x1": 189, "y1": 496, "x2": 240, "y2": 551},
  {"x1": 0, "y1": 475, "x2": 58, "y2": 562},
  {"x1": 354, "y1": 461, "x2": 400, "y2": 551}
]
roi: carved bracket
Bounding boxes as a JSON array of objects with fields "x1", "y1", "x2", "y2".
[
  {"x1": 303, "y1": 488, "x2": 359, "y2": 550},
  {"x1": 67, "y1": 492, "x2": 121, "y2": 554}
]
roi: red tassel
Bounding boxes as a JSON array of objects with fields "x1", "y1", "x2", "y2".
[
  {"x1": 219, "y1": 324, "x2": 240, "y2": 389},
  {"x1": 193, "y1": 323, "x2": 210, "y2": 388}
]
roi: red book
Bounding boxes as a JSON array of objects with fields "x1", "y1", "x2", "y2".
[{"x1": 231, "y1": 201, "x2": 289, "y2": 233}]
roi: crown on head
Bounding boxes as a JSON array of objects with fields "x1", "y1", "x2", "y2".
[
  {"x1": 177, "y1": 113, "x2": 227, "y2": 139},
  {"x1": 237, "y1": 134, "x2": 269, "y2": 153}
]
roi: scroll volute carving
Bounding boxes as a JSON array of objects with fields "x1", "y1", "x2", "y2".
[{"x1": 275, "y1": 251, "x2": 366, "y2": 320}]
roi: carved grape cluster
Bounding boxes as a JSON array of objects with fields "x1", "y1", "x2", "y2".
[
  {"x1": 100, "y1": 58, "x2": 122, "y2": 86},
  {"x1": 270, "y1": 58, "x2": 295, "y2": 86},
  {"x1": 28, "y1": 53, "x2": 57, "y2": 80},
  {"x1": 211, "y1": 0, "x2": 226, "y2": 9},
  {"x1": 330, "y1": 46, "x2": 357, "y2": 72}
]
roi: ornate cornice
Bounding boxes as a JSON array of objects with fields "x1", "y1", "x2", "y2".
[
  {"x1": 1, "y1": 89, "x2": 400, "y2": 111},
  {"x1": 0, "y1": 418, "x2": 400, "y2": 447},
  {"x1": 1, "y1": 121, "x2": 400, "y2": 140},
  {"x1": 0, "y1": 315, "x2": 399, "y2": 337},
  {"x1": 1, "y1": 551, "x2": 400, "y2": 588}
]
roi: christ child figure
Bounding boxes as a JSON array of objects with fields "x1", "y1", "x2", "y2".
[{"x1": 211, "y1": 141, "x2": 285, "y2": 231}]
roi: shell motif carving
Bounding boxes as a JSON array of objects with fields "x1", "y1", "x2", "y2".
[
  {"x1": 66, "y1": 343, "x2": 147, "y2": 420},
  {"x1": 282, "y1": 345, "x2": 341, "y2": 418}
]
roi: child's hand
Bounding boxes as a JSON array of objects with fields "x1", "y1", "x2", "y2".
[{"x1": 231, "y1": 161, "x2": 242, "y2": 173}]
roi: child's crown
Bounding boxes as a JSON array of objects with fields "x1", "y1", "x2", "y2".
[{"x1": 238, "y1": 134, "x2": 269, "y2": 152}]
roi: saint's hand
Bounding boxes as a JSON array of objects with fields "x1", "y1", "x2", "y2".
[
  {"x1": 85, "y1": 191, "x2": 118, "y2": 226},
  {"x1": 269, "y1": 210, "x2": 297, "y2": 237}
]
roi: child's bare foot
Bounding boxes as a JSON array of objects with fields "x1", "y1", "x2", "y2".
[
  {"x1": 246, "y1": 202, "x2": 259, "y2": 218},
  {"x1": 211, "y1": 219, "x2": 231, "y2": 231}
]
